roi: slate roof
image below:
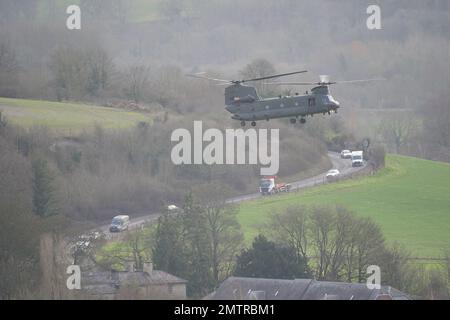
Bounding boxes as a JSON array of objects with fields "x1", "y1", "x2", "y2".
[
  {"x1": 205, "y1": 277, "x2": 412, "y2": 300},
  {"x1": 82, "y1": 270, "x2": 187, "y2": 295}
]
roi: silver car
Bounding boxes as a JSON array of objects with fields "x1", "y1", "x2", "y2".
[
  {"x1": 341, "y1": 150, "x2": 352, "y2": 159},
  {"x1": 326, "y1": 169, "x2": 340, "y2": 181}
]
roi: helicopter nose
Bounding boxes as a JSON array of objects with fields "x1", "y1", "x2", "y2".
[{"x1": 331, "y1": 100, "x2": 340, "y2": 110}]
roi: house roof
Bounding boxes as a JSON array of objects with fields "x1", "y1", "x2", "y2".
[
  {"x1": 205, "y1": 277, "x2": 412, "y2": 300},
  {"x1": 81, "y1": 269, "x2": 187, "y2": 295}
]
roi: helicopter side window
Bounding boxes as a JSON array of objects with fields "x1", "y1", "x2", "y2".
[{"x1": 308, "y1": 98, "x2": 315, "y2": 107}]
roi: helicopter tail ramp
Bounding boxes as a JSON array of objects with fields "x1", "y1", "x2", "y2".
[{"x1": 225, "y1": 84, "x2": 260, "y2": 106}]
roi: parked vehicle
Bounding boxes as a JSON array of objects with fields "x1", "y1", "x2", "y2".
[
  {"x1": 109, "y1": 215, "x2": 130, "y2": 232},
  {"x1": 351, "y1": 151, "x2": 364, "y2": 167},
  {"x1": 341, "y1": 150, "x2": 352, "y2": 159},
  {"x1": 260, "y1": 176, "x2": 291, "y2": 195}
]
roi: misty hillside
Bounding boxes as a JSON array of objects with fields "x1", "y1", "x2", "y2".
[{"x1": 1, "y1": 0, "x2": 449, "y2": 108}]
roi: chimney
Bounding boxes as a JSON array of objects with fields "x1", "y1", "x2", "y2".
[
  {"x1": 127, "y1": 261, "x2": 135, "y2": 272},
  {"x1": 143, "y1": 262, "x2": 153, "y2": 275}
]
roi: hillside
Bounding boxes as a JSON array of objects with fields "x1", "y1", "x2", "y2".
[
  {"x1": 237, "y1": 155, "x2": 450, "y2": 257},
  {"x1": 0, "y1": 97, "x2": 159, "y2": 132},
  {"x1": 37, "y1": 0, "x2": 162, "y2": 22}
]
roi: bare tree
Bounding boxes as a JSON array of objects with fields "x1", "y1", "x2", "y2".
[
  {"x1": 0, "y1": 41, "x2": 19, "y2": 97},
  {"x1": 344, "y1": 217, "x2": 385, "y2": 283},
  {"x1": 267, "y1": 206, "x2": 310, "y2": 272},
  {"x1": 326, "y1": 207, "x2": 356, "y2": 280},
  {"x1": 123, "y1": 65, "x2": 150, "y2": 104},
  {"x1": 380, "y1": 113, "x2": 416, "y2": 154},
  {"x1": 48, "y1": 46, "x2": 86, "y2": 101},
  {"x1": 308, "y1": 206, "x2": 335, "y2": 280},
  {"x1": 422, "y1": 98, "x2": 450, "y2": 161},
  {"x1": 97, "y1": 230, "x2": 151, "y2": 271},
  {"x1": 378, "y1": 243, "x2": 414, "y2": 292},
  {"x1": 84, "y1": 48, "x2": 114, "y2": 97},
  {"x1": 193, "y1": 184, "x2": 244, "y2": 284},
  {"x1": 269, "y1": 205, "x2": 386, "y2": 283},
  {"x1": 239, "y1": 58, "x2": 277, "y2": 97}
]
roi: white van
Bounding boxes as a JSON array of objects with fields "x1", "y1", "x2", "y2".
[
  {"x1": 109, "y1": 215, "x2": 130, "y2": 232},
  {"x1": 351, "y1": 151, "x2": 364, "y2": 167}
]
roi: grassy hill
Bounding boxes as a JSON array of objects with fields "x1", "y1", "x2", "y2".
[
  {"x1": 237, "y1": 155, "x2": 450, "y2": 257},
  {"x1": 0, "y1": 97, "x2": 158, "y2": 132},
  {"x1": 37, "y1": 0, "x2": 162, "y2": 23}
]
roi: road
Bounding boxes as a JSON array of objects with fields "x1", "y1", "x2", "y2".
[
  {"x1": 95, "y1": 152, "x2": 366, "y2": 237},
  {"x1": 227, "y1": 152, "x2": 361, "y2": 203}
]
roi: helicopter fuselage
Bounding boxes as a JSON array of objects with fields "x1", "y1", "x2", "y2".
[{"x1": 224, "y1": 84, "x2": 340, "y2": 124}]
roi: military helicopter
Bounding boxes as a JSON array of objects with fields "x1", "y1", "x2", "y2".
[{"x1": 187, "y1": 71, "x2": 382, "y2": 127}]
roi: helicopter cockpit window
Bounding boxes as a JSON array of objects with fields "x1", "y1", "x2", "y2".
[
  {"x1": 321, "y1": 96, "x2": 330, "y2": 104},
  {"x1": 308, "y1": 98, "x2": 316, "y2": 107},
  {"x1": 328, "y1": 95, "x2": 338, "y2": 104}
]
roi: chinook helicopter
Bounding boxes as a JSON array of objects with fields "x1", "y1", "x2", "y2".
[{"x1": 188, "y1": 70, "x2": 383, "y2": 127}]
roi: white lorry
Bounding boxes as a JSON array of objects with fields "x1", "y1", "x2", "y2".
[{"x1": 351, "y1": 151, "x2": 364, "y2": 167}]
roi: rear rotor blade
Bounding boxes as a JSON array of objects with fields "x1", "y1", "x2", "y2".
[
  {"x1": 186, "y1": 73, "x2": 231, "y2": 83},
  {"x1": 187, "y1": 70, "x2": 308, "y2": 85},
  {"x1": 240, "y1": 70, "x2": 308, "y2": 83}
]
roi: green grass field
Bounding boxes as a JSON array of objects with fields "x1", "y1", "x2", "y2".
[
  {"x1": 130, "y1": 0, "x2": 161, "y2": 22},
  {"x1": 237, "y1": 155, "x2": 450, "y2": 257},
  {"x1": 37, "y1": 0, "x2": 162, "y2": 23},
  {"x1": 0, "y1": 97, "x2": 156, "y2": 132}
]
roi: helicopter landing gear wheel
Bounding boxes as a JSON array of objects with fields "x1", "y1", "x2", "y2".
[
  {"x1": 251, "y1": 121, "x2": 257, "y2": 127},
  {"x1": 300, "y1": 118, "x2": 306, "y2": 124},
  {"x1": 290, "y1": 118, "x2": 297, "y2": 124},
  {"x1": 240, "y1": 121, "x2": 246, "y2": 127}
]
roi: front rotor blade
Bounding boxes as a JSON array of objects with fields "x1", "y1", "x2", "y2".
[
  {"x1": 241, "y1": 70, "x2": 308, "y2": 83},
  {"x1": 266, "y1": 78, "x2": 384, "y2": 86},
  {"x1": 265, "y1": 82, "x2": 319, "y2": 86},
  {"x1": 333, "y1": 78, "x2": 385, "y2": 84}
]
